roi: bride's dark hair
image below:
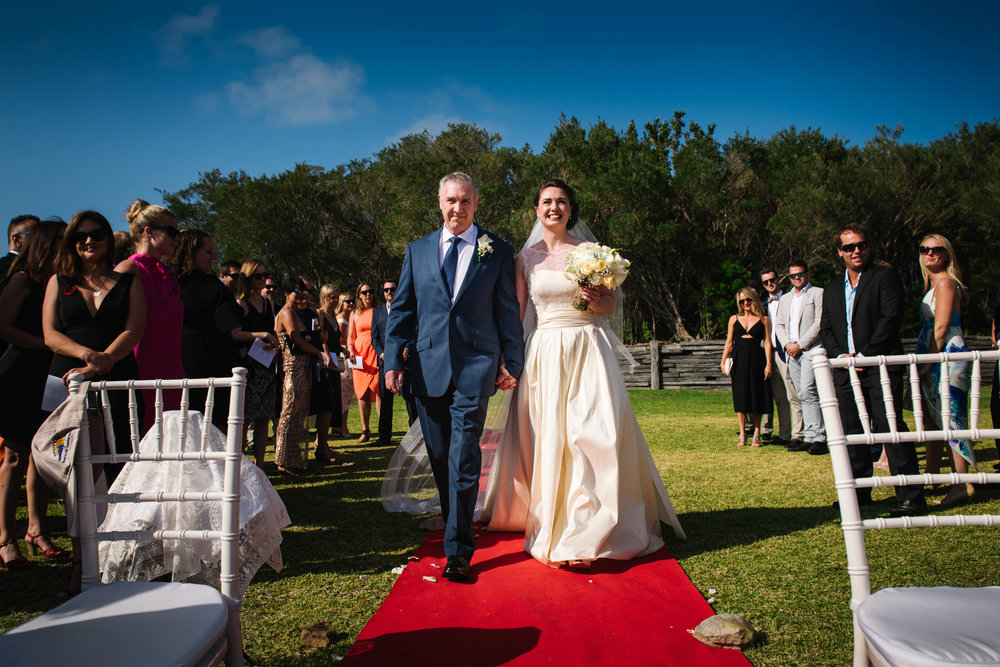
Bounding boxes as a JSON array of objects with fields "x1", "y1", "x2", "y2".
[{"x1": 534, "y1": 179, "x2": 580, "y2": 230}]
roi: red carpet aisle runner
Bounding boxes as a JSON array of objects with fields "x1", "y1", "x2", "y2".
[{"x1": 342, "y1": 529, "x2": 751, "y2": 666}]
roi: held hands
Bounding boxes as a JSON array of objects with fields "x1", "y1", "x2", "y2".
[
  {"x1": 82, "y1": 349, "x2": 113, "y2": 376},
  {"x1": 785, "y1": 342, "x2": 802, "y2": 358},
  {"x1": 495, "y1": 364, "x2": 517, "y2": 391}
]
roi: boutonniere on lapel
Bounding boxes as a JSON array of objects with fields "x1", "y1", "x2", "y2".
[{"x1": 476, "y1": 234, "x2": 493, "y2": 262}]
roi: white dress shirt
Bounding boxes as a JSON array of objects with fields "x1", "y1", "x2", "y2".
[
  {"x1": 787, "y1": 284, "x2": 811, "y2": 343},
  {"x1": 766, "y1": 290, "x2": 782, "y2": 347},
  {"x1": 438, "y1": 224, "x2": 478, "y2": 303}
]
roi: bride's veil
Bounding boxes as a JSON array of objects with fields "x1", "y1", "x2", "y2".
[{"x1": 380, "y1": 218, "x2": 634, "y2": 517}]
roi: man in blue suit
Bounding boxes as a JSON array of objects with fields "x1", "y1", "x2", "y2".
[{"x1": 385, "y1": 172, "x2": 524, "y2": 582}]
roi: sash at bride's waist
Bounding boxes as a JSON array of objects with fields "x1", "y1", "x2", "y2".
[{"x1": 534, "y1": 308, "x2": 597, "y2": 330}]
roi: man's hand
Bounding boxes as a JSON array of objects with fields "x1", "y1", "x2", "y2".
[
  {"x1": 495, "y1": 364, "x2": 517, "y2": 391},
  {"x1": 785, "y1": 342, "x2": 802, "y2": 358},
  {"x1": 386, "y1": 370, "x2": 405, "y2": 395}
]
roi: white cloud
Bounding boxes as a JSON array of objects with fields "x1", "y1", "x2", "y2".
[
  {"x1": 236, "y1": 26, "x2": 302, "y2": 60},
  {"x1": 226, "y1": 54, "x2": 370, "y2": 126},
  {"x1": 156, "y1": 4, "x2": 219, "y2": 62}
]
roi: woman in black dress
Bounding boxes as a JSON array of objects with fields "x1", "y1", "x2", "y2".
[
  {"x1": 308, "y1": 283, "x2": 343, "y2": 464},
  {"x1": 44, "y1": 211, "x2": 146, "y2": 474},
  {"x1": 720, "y1": 287, "x2": 772, "y2": 446},
  {"x1": 236, "y1": 259, "x2": 280, "y2": 467},
  {"x1": 172, "y1": 232, "x2": 276, "y2": 431},
  {"x1": 0, "y1": 219, "x2": 67, "y2": 569}
]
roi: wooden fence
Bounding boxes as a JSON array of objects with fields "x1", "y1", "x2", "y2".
[{"x1": 620, "y1": 336, "x2": 999, "y2": 391}]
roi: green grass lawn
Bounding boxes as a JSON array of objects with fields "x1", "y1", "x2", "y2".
[{"x1": 3, "y1": 390, "x2": 999, "y2": 666}]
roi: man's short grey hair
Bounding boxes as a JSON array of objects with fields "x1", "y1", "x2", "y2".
[{"x1": 438, "y1": 172, "x2": 479, "y2": 197}]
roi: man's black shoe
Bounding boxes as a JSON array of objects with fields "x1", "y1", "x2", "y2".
[
  {"x1": 888, "y1": 498, "x2": 928, "y2": 518},
  {"x1": 808, "y1": 442, "x2": 829, "y2": 455},
  {"x1": 771, "y1": 437, "x2": 789, "y2": 447},
  {"x1": 442, "y1": 556, "x2": 472, "y2": 582},
  {"x1": 788, "y1": 440, "x2": 810, "y2": 451}
]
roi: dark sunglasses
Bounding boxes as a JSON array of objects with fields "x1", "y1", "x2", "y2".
[
  {"x1": 840, "y1": 241, "x2": 868, "y2": 253},
  {"x1": 263, "y1": 285, "x2": 276, "y2": 290},
  {"x1": 739, "y1": 298, "x2": 754, "y2": 305},
  {"x1": 70, "y1": 228, "x2": 109, "y2": 244},
  {"x1": 344, "y1": 298, "x2": 355, "y2": 304},
  {"x1": 293, "y1": 288, "x2": 312, "y2": 295},
  {"x1": 227, "y1": 272, "x2": 241, "y2": 279},
  {"x1": 919, "y1": 245, "x2": 946, "y2": 256},
  {"x1": 252, "y1": 272, "x2": 271, "y2": 280},
  {"x1": 789, "y1": 271, "x2": 807, "y2": 279},
  {"x1": 383, "y1": 287, "x2": 396, "y2": 293},
  {"x1": 359, "y1": 289, "x2": 374, "y2": 295},
  {"x1": 149, "y1": 224, "x2": 180, "y2": 239},
  {"x1": 761, "y1": 278, "x2": 777, "y2": 285}
]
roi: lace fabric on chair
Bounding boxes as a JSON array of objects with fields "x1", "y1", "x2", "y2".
[{"x1": 98, "y1": 410, "x2": 290, "y2": 598}]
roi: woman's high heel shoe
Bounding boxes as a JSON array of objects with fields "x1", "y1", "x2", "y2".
[
  {"x1": 1, "y1": 540, "x2": 32, "y2": 570},
  {"x1": 24, "y1": 532, "x2": 68, "y2": 560},
  {"x1": 357, "y1": 429, "x2": 370, "y2": 443}
]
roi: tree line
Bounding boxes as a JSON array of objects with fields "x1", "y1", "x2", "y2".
[{"x1": 161, "y1": 112, "x2": 1000, "y2": 341}]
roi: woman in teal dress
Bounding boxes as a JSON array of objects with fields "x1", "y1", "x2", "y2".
[{"x1": 915, "y1": 233, "x2": 973, "y2": 506}]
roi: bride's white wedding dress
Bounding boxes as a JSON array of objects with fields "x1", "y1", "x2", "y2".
[{"x1": 481, "y1": 246, "x2": 685, "y2": 565}]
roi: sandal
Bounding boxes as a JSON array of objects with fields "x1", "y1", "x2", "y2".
[
  {"x1": 357, "y1": 429, "x2": 370, "y2": 444},
  {"x1": 1, "y1": 540, "x2": 32, "y2": 571},
  {"x1": 736, "y1": 435, "x2": 746, "y2": 447},
  {"x1": 25, "y1": 531, "x2": 69, "y2": 560},
  {"x1": 751, "y1": 436, "x2": 762, "y2": 448}
]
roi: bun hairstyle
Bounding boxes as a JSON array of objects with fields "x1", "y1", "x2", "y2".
[
  {"x1": 126, "y1": 198, "x2": 175, "y2": 242},
  {"x1": 534, "y1": 179, "x2": 580, "y2": 230}
]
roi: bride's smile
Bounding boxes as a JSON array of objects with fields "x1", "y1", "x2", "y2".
[{"x1": 535, "y1": 187, "x2": 572, "y2": 229}]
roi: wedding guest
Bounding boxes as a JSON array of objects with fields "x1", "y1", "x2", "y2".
[
  {"x1": 915, "y1": 234, "x2": 974, "y2": 506},
  {"x1": 774, "y1": 261, "x2": 826, "y2": 454},
  {"x1": 335, "y1": 293, "x2": 356, "y2": 437},
  {"x1": 219, "y1": 260, "x2": 241, "y2": 294},
  {"x1": 309, "y1": 284, "x2": 343, "y2": 463},
  {"x1": 349, "y1": 283, "x2": 380, "y2": 443},
  {"x1": 262, "y1": 277, "x2": 278, "y2": 307},
  {"x1": 371, "y1": 280, "x2": 416, "y2": 445},
  {"x1": 112, "y1": 231, "x2": 134, "y2": 266},
  {"x1": 173, "y1": 231, "x2": 273, "y2": 430},
  {"x1": 0, "y1": 219, "x2": 67, "y2": 570},
  {"x1": 116, "y1": 199, "x2": 184, "y2": 424},
  {"x1": 44, "y1": 210, "x2": 146, "y2": 480},
  {"x1": 721, "y1": 287, "x2": 772, "y2": 446},
  {"x1": 1, "y1": 214, "x2": 39, "y2": 279},
  {"x1": 237, "y1": 259, "x2": 279, "y2": 467},
  {"x1": 274, "y1": 277, "x2": 329, "y2": 474},
  {"x1": 820, "y1": 223, "x2": 926, "y2": 517},
  {"x1": 760, "y1": 268, "x2": 802, "y2": 447}
]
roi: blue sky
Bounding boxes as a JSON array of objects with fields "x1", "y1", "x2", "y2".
[{"x1": 3, "y1": 1, "x2": 997, "y2": 230}]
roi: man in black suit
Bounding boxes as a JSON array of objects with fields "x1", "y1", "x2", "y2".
[
  {"x1": 371, "y1": 280, "x2": 416, "y2": 445},
  {"x1": 819, "y1": 223, "x2": 926, "y2": 517}
]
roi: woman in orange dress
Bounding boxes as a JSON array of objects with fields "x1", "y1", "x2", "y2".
[{"x1": 348, "y1": 283, "x2": 380, "y2": 443}]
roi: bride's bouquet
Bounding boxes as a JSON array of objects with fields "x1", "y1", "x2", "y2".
[{"x1": 563, "y1": 242, "x2": 630, "y2": 311}]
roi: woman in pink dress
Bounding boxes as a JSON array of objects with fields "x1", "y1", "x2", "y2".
[
  {"x1": 348, "y1": 283, "x2": 380, "y2": 443},
  {"x1": 116, "y1": 199, "x2": 184, "y2": 426}
]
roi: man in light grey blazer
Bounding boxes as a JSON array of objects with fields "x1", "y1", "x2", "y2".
[{"x1": 775, "y1": 260, "x2": 826, "y2": 454}]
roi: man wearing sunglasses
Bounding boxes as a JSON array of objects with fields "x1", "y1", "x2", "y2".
[
  {"x1": 218, "y1": 260, "x2": 242, "y2": 295},
  {"x1": 1, "y1": 214, "x2": 39, "y2": 278},
  {"x1": 820, "y1": 224, "x2": 926, "y2": 517},
  {"x1": 774, "y1": 261, "x2": 826, "y2": 454},
  {"x1": 371, "y1": 281, "x2": 416, "y2": 445},
  {"x1": 759, "y1": 268, "x2": 802, "y2": 448}
]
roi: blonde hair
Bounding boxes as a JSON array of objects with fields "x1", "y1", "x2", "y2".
[
  {"x1": 126, "y1": 198, "x2": 175, "y2": 242},
  {"x1": 735, "y1": 287, "x2": 765, "y2": 318},
  {"x1": 919, "y1": 233, "x2": 968, "y2": 305},
  {"x1": 237, "y1": 259, "x2": 264, "y2": 301},
  {"x1": 335, "y1": 293, "x2": 353, "y2": 317},
  {"x1": 319, "y1": 284, "x2": 339, "y2": 307}
]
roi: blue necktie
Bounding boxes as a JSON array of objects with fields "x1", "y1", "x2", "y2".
[{"x1": 442, "y1": 236, "x2": 461, "y2": 295}]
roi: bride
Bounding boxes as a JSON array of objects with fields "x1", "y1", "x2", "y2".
[{"x1": 383, "y1": 179, "x2": 685, "y2": 568}]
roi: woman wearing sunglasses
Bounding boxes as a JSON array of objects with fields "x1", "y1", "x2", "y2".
[
  {"x1": 335, "y1": 293, "x2": 356, "y2": 437},
  {"x1": 720, "y1": 287, "x2": 773, "y2": 446},
  {"x1": 348, "y1": 283, "x2": 380, "y2": 443},
  {"x1": 237, "y1": 260, "x2": 280, "y2": 467},
  {"x1": 117, "y1": 199, "x2": 184, "y2": 426},
  {"x1": 915, "y1": 234, "x2": 974, "y2": 506},
  {"x1": 44, "y1": 211, "x2": 146, "y2": 476}
]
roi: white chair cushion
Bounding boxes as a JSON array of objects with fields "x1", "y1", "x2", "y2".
[
  {"x1": 1, "y1": 581, "x2": 228, "y2": 667},
  {"x1": 857, "y1": 586, "x2": 1000, "y2": 666}
]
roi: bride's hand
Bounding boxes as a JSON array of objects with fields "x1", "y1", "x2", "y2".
[
  {"x1": 495, "y1": 364, "x2": 517, "y2": 391},
  {"x1": 578, "y1": 286, "x2": 601, "y2": 304}
]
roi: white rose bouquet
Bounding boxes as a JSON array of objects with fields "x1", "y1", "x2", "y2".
[{"x1": 562, "y1": 242, "x2": 630, "y2": 311}]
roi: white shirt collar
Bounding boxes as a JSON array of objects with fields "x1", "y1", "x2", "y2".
[{"x1": 440, "y1": 223, "x2": 478, "y2": 248}]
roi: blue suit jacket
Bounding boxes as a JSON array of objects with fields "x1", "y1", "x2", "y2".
[{"x1": 385, "y1": 228, "x2": 524, "y2": 398}]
